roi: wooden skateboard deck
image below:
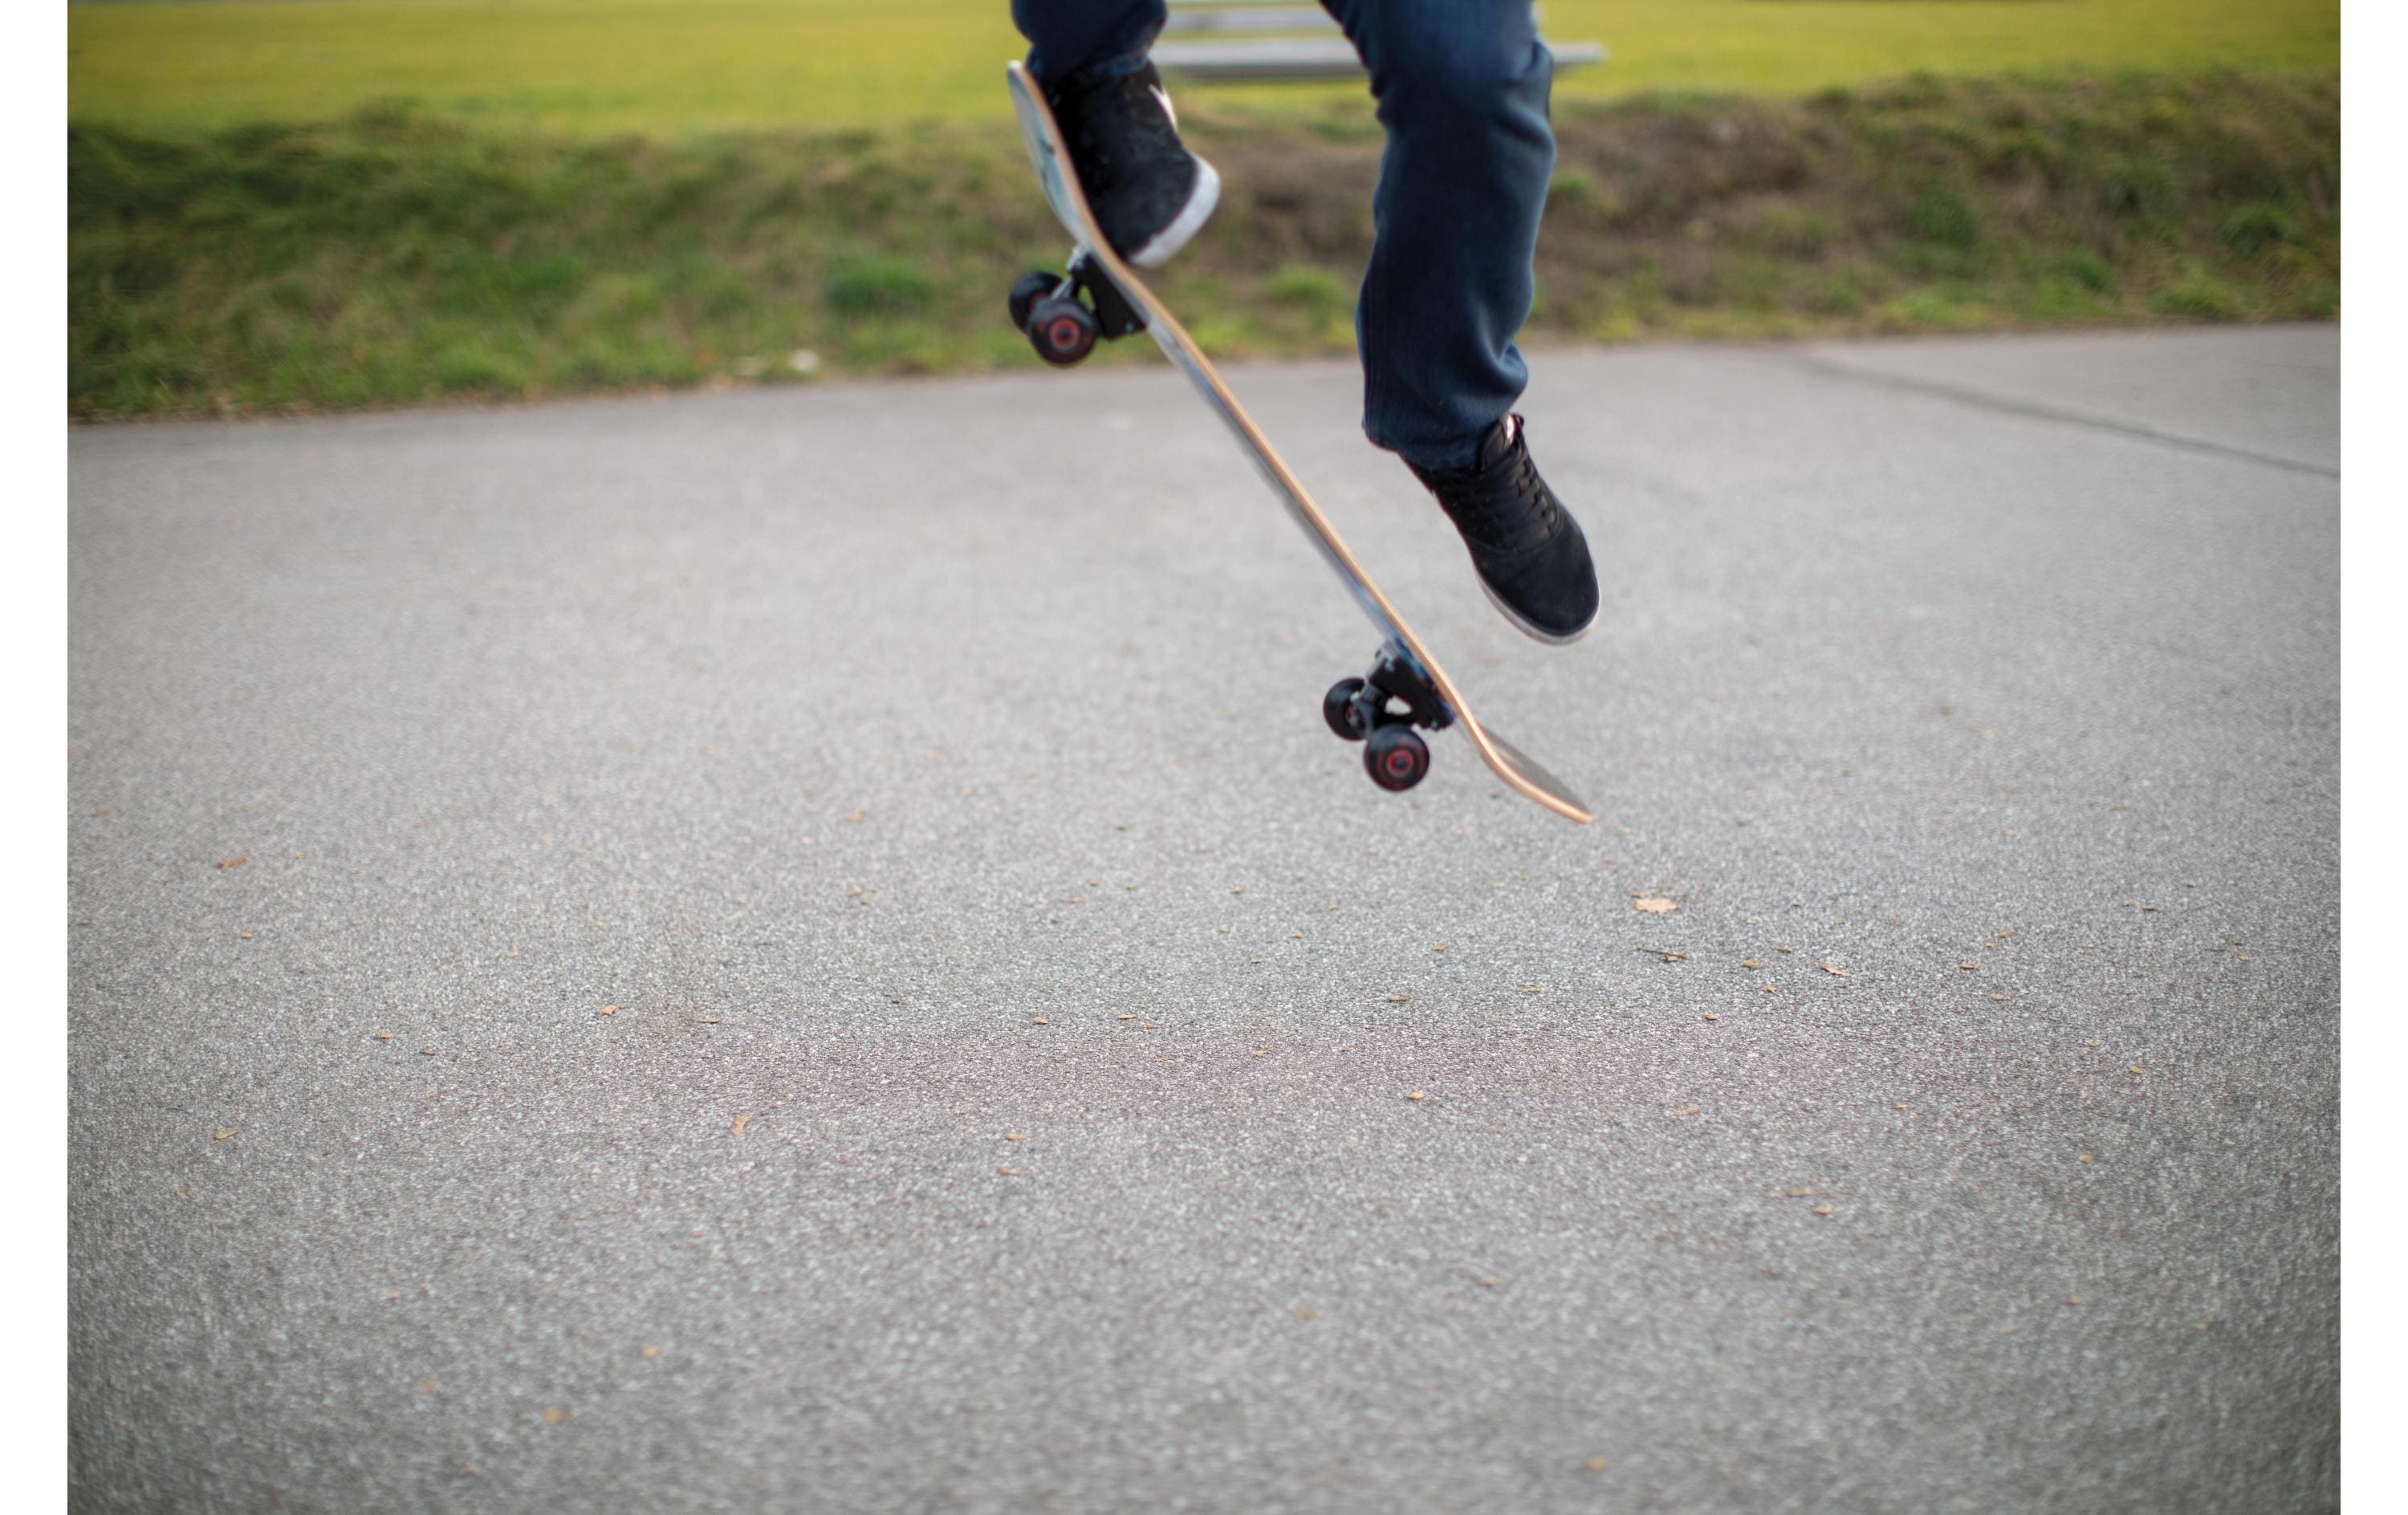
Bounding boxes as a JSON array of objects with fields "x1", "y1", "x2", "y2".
[{"x1": 1006, "y1": 61, "x2": 1592, "y2": 825}]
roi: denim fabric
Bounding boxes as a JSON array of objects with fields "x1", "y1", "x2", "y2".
[
  {"x1": 1012, "y1": 0, "x2": 1166, "y2": 92},
  {"x1": 1012, "y1": 1, "x2": 1556, "y2": 470}
]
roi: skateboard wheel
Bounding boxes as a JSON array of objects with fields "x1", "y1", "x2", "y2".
[
  {"x1": 1027, "y1": 295, "x2": 1100, "y2": 366},
  {"x1": 1322, "y1": 677, "x2": 1369, "y2": 741},
  {"x1": 1007, "y1": 270, "x2": 1059, "y2": 334},
  {"x1": 1364, "y1": 725, "x2": 1430, "y2": 793}
]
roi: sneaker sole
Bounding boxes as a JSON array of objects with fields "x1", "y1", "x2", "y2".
[
  {"x1": 1478, "y1": 575, "x2": 1597, "y2": 646},
  {"x1": 1128, "y1": 159, "x2": 1221, "y2": 270}
]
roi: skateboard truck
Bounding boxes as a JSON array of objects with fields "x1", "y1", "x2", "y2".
[
  {"x1": 1007, "y1": 252, "x2": 1146, "y2": 367},
  {"x1": 1321, "y1": 640, "x2": 1454, "y2": 794}
]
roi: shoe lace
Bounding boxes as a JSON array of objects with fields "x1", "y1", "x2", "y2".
[
  {"x1": 1433, "y1": 428, "x2": 1560, "y2": 546},
  {"x1": 1509, "y1": 443, "x2": 1563, "y2": 534}
]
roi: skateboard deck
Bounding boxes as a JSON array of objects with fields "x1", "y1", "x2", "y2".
[{"x1": 1005, "y1": 61, "x2": 1592, "y2": 825}]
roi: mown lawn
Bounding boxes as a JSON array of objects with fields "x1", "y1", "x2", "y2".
[
  {"x1": 70, "y1": 0, "x2": 2338, "y2": 136},
  {"x1": 70, "y1": 71, "x2": 2339, "y2": 418}
]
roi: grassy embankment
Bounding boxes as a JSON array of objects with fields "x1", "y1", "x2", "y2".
[
  {"x1": 68, "y1": 0, "x2": 2340, "y2": 136},
  {"x1": 71, "y1": 71, "x2": 2339, "y2": 418}
]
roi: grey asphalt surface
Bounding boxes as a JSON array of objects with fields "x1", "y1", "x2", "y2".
[{"x1": 69, "y1": 326, "x2": 2339, "y2": 1514}]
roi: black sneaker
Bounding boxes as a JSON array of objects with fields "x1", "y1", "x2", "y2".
[
  {"x1": 1409, "y1": 416, "x2": 1600, "y2": 645},
  {"x1": 1048, "y1": 62, "x2": 1219, "y2": 269}
]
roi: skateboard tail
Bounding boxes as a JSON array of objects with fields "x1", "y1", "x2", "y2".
[{"x1": 1470, "y1": 725, "x2": 1592, "y2": 823}]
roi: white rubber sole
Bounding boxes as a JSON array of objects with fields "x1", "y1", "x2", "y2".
[
  {"x1": 1128, "y1": 158, "x2": 1222, "y2": 270},
  {"x1": 1479, "y1": 574, "x2": 1598, "y2": 646}
]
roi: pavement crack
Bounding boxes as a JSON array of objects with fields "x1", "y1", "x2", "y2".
[{"x1": 1783, "y1": 353, "x2": 2337, "y2": 480}]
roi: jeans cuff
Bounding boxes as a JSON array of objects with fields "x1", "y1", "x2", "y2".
[
  {"x1": 1051, "y1": 47, "x2": 1157, "y2": 94},
  {"x1": 1383, "y1": 429, "x2": 1491, "y2": 473}
]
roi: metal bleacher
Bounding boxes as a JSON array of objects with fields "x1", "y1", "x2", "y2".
[{"x1": 1153, "y1": 1, "x2": 1605, "y2": 83}]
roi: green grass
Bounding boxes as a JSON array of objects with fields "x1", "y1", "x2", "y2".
[
  {"x1": 69, "y1": 0, "x2": 2338, "y2": 136},
  {"x1": 65, "y1": 1, "x2": 2341, "y2": 418},
  {"x1": 70, "y1": 71, "x2": 2338, "y2": 419}
]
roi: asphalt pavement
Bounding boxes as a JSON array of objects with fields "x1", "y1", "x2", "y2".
[{"x1": 68, "y1": 325, "x2": 2340, "y2": 1513}]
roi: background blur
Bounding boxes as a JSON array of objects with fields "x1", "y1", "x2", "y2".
[{"x1": 67, "y1": 0, "x2": 2340, "y2": 417}]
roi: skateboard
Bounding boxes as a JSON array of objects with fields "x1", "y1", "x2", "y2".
[{"x1": 1004, "y1": 61, "x2": 1592, "y2": 825}]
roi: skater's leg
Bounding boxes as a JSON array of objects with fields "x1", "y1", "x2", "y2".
[
  {"x1": 1318, "y1": 0, "x2": 1593, "y2": 642},
  {"x1": 1318, "y1": 0, "x2": 1556, "y2": 470},
  {"x1": 1012, "y1": 0, "x2": 1169, "y2": 90}
]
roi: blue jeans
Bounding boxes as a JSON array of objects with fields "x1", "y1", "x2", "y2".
[{"x1": 1012, "y1": 0, "x2": 1556, "y2": 471}]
